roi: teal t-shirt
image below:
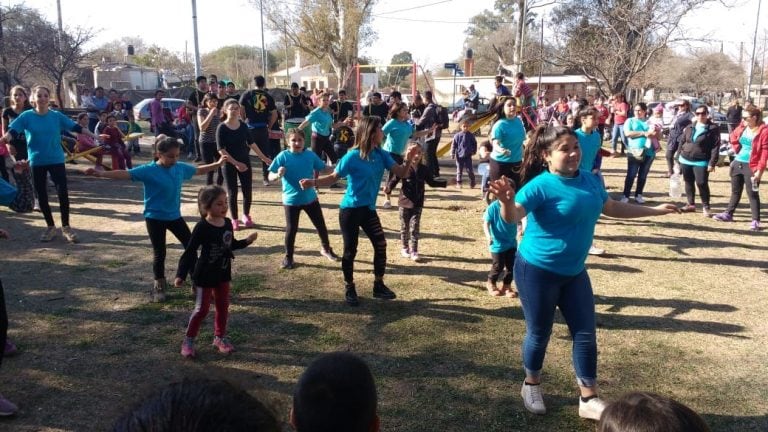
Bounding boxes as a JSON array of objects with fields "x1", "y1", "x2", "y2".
[
  {"x1": 490, "y1": 117, "x2": 525, "y2": 163},
  {"x1": 575, "y1": 128, "x2": 601, "y2": 172},
  {"x1": 515, "y1": 170, "x2": 608, "y2": 276},
  {"x1": 735, "y1": 127, "x2": 755, "y2": 163},
  {"x1": 269, "y1": 149, "x2": 326, "y2": 206},
  {"x1": 9, "y1": 109, "x2": 76, "y2": 166},
  {"x1": 306, "y1": 107, "x2": 333, "y2": 136},
  {"x1": 335, "y1": 148, "x2": 395, "y2": 210},
  {"x1": 680, "y1": 124, "x2": 709, "y2": 167},
  {"x1": 129, "y1": 161, "x2": 197, "y2": 220},
  {"x1": 382, "y1": 119, "x2": 414, "y2": 155},
  {"x1": 623, "y1": 117, "x2": 653, "y2": 156},
  {"x1": 483, "y1": 200, "x2": 517, "y2": 253}
]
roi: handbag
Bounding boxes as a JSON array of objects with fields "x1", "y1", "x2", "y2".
[{"x1": 628, "y1": 147, "x2": 646, "y2": 162}]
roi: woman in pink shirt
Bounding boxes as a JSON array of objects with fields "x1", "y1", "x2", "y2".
[{"x1": 610, "y1": 94, "x2": 629, "y2": 155}]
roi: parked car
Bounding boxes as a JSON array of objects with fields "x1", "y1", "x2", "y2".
[{"x1": 133, "y1": 98, "x2": 186, "y2": 121}]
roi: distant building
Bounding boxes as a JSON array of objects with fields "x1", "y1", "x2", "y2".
[
  {"x1": 93, "y1": 62, "x2": 161, "y2": 90},
  {"x1": 270, "y1": 51, "x2": 337, "y2": 90}
]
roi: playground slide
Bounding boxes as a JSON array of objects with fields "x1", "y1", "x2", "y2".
[{"x1": 436, "y1": 111, "x2": 498, "y2": 157}]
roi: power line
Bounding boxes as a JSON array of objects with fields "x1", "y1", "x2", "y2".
[
  {"x1": 371, "y1": 14, "x2": 514, "y2": 25},
  {"x1": 376, "y1": 0, "x2": 455, "y2": 15}
]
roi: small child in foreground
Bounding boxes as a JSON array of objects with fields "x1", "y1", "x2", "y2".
[
  {"x1": 483, "y1": 178, "x2": 518, "y2": 297},
  {"x1": 598, "y1": 391, "x2": 711, "y2": 432},
  {"x1": 174, "y1": 185, "x2": 258, "y2": 358},
  {"x1": 398, "y1": 142, "x2": 446, "y2": 262}
]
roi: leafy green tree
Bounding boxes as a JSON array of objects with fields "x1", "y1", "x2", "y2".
[{"x1": 379, "y1": 51, "x2": 413, "y2": 89}]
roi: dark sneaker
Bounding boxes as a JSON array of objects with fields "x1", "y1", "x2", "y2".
[
  {"x1": 373, "y1": 281, "x2": 397, "y2": 300},
  {"x1": 4, "y1": 340, "x2": 17, "y2": 356},
  {"x1": 281, "y1": 257, "x2": 294, "y2": 270},
  {"x1": 0, "y1": 394, "x2": 18, "y2": 416},
  {"x1": 320, "y1": 248, "x2": 340, "y2": 262},
  {"x1": 345, "y1": 283, "x2": 359, "y2": 306}
]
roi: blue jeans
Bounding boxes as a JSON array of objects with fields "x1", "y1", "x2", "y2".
[
  {"x1": 513, "y1": 254, "x2": 597, "y2": 387},
  {"x1": 622, "y1": 154, "x2": 654, "y2": 198},
  {"x1": 611, "y1": 123, "x2": 626, "y2": 153}
]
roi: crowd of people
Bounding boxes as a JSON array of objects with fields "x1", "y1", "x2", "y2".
[{"x1": 0, "y1": 73, "x2": 761, "y2": 427}]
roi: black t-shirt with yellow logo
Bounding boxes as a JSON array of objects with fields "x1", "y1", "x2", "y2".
[
  {"x1": 332, "y1": 125, "x2": 354, "y2": 148},
  {"x1": 239, "y1": 89, "x2": 276, "y2": 128}
]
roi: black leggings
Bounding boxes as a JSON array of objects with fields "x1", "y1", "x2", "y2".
[
  {"x1": 33, "y1": 163, "x2": 69, "y2": 227},
  {"x1": 311, "y1": 133, "x2": 338, "y2": 165},
  {"x1": 200, "y1": 141, "x2": 223, "y2": 186},
  {"x1": 0, "y1": 279, "x2": 7, "y2": 369},
  {"x1": 423, "y1": 138, "x2": 440, "y2": 177},
  {"x1": 384, "y1": 152, "x2": 404, "y2": 195},
  {"x1": 489, "y1": 248, "x2": 516, "y2": 284},
  {"x1": 681, "y1": 164, "x2": 711, "y2": 208},
  {"x1": 145, "y1": 217, "x2": 192, "y2": 280},
  {"x1": 284, "y1": 200, "x2": 331, "y2": 258},
  {"x1": 222, "y1": 162, "x2": 253, "y2": 220},
  {"x1": 725, "y1": 161, "x2": 761, "y2": 220},
  {"x1": 339, "y1": 206, "x2": 387, "y2": 284},
  {"x1": 489, "y1": 159, "x2": 522, "y2": 188}
]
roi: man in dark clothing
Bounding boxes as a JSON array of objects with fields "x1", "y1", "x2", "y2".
[
  {"x1": 414, "y1": 90, "x2": 443, "y2": 177},
  {"x1": 186, "y1": 75, "x2": 209, "y2": 161},
  {"x1": 240, "y1": 75, "x2": 277, "y2": 185},
  {"x1": 330, "y1": 90, "x2": 354, "y2": 122},
  {"x1": 284, "y1": 82, "x2": 310, "y2": 119},
  {"x1": 726, "y1": 99, "x2": 742, "y2": 133},
  {"x1": 363, "y1": 92, "x2": 388, "y2": 123}
]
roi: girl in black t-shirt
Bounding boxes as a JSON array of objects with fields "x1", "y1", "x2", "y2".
[
  {"x1": 175, "y1": 185, "x2": 258, "y2": 358},
  {"x1": 216, "y1": 99, "x2": 272, "y2": 230},
  {"x1": 197, "y1": 93, "x2": 223, "y2": 186},
  {"x1": 1, "y1": 86, "x2": 33, "y2": 180}
]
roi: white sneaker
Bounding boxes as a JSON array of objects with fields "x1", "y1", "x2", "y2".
[
  {"x1": 588, "y1": 245, "x2": 605, "y2": 256},
  {"x1": 578, "y1": 396, "x2": 607, "y2": 421},
  {"x1": 410, "y1": 252, "x2": 420, "y2": 262},
  {"x1": 634, "y1": 194, "x2": 645, "y2": 204},
  {"x1": 619, "y1": 196, "x2": 629, "y2": 203},
  {"x1": 400, "y1": 248, "x2": 410, "y2": 258},
  {"x1": 382, "y1": 200, "x2": 392, "y2": 209},
  {"x1": 520, "y1": 381, "x2": 546, "y2": 415}
]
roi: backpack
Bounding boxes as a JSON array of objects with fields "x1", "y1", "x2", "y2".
[{"x1": 435, "y1": 104, "x2": 449, "y2": 130}]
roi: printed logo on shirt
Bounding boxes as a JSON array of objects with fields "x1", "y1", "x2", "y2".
[{"x1": 252, "y1": 93, "x2": 268, "y2": 112}]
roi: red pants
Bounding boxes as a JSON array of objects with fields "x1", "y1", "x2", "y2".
[{"x1": 185, "y1": 282, "x2": 230, "y2": 338}]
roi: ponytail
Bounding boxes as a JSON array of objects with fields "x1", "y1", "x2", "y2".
[{"x1": 519, "y1": 125, "x2": 576, "y2": 186}]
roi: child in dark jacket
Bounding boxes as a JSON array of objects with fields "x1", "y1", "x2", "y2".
[
  {"x1": 450, "y1": 120, "x2": 478, "y2": 188},
  {"x1": 175, "y1": 185, "x2": 258, "y2": 359},
  {"x1": 398, "y1": 142, "x2": 447, "y2": 262}
]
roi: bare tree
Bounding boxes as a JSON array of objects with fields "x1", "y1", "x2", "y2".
[
  {"x1": 254, "y1": 0, "x2": 377, "y2": 91},
  {"x1": 0, "y1": 5, "x2": 51, "y2": 90},
  {"x1": 549, "y1": 0, "x2": 723, "y2": 96},
  {"x1": 27, "y1": 23, "x2": 94, "y2": 106}
]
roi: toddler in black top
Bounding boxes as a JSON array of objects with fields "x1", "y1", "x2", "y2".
[
  {"x1": 174, "y1": 185, "x2": 257, "y2": 359},
  {"x1": 398, "y1": 143, "x2": 446, "y2": 262},
  {"x1": 450, "y1": 120, "x2": 478, "y2": 188}
]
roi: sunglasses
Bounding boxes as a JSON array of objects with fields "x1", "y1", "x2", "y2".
[{"x1": 695, "y1": 111, "x2": 707, "y2": 115}]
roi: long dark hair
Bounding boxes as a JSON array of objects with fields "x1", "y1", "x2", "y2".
[
  {"x1": 353, "y1": 116, "x2": 381, "y2": 160},
  {"x1": 520, "y1": 125, "x2": 577, "y2": 186}
]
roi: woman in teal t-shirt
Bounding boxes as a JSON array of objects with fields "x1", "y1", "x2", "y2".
[
  {"x1": 299, "y1": 116, "x2": 418, "y2": 306},
  {"x1": 621, "y1": 103, "x2": 659, "y2": 204},
  {"x1": 381, "y1": 102, "x2": 436, "y2": 208},
  {"x1": 0, "y1": 86, "x2": 99, "y2": 243},
  {"x1": 488, "y1": 125, "x2": 678, "y2": 421},
  {"x1": 297, "y1": 94, "x2": 350, "y2": 168}
]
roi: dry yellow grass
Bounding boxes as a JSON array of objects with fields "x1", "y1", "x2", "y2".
[{"x1": 0, "y1": 144, "x2": 766, "y2": 431}]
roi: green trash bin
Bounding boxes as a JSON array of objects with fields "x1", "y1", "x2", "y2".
[{"x1": 284, "y1": 117, "x2": 311, "y2": 148}]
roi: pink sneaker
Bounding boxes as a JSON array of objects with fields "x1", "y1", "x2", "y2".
[
  {"x1": 232, "y1": 219, "x2": 240, "y2": 231},
  {"x1": 241, "y1": 214, "x2": 254, "y2": 228},
  {"x1": 180, "y1": 337, "x2": 196, "y2": 358},
  {"x1": 212, "y1": 336, "x2": 234, "y2": 354}
]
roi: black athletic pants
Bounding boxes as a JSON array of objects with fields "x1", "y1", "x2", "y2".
[
  {"x1": 284, "y1": 200, "x2": 331, "y2": 259},
  {"x1": 32, "y1": 163, "x2": 69, "y2": 227},
  {"x1": 222, "y1": 162, "x2": 253, "y2": 220},
  {"x1": 339, "y1": 206, "x2": 386, "y2": 284},
  {"x1": 145, "y1": 217, "x2": 192, "y2": 280}
]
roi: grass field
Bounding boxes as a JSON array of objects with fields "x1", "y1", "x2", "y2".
[{"x1": 0, "y1": 141, "x2": 766, "y2": 431}]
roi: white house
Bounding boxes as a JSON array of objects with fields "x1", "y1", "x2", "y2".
[
  {"x1": 93, "y1": 62, "x2": 161, "y2": 90},
  {"x1": 270, "y1": 51, "x2": 333, "y2": 89}
]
